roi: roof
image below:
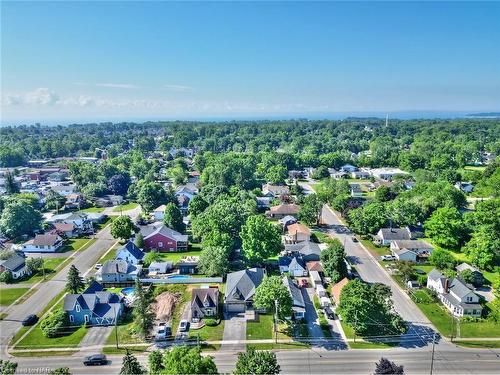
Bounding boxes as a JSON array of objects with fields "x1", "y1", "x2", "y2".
[
  {"x1": 0, "y1": 253, "x2": 26, "y2": 272},
  {"x1": 289, "y1": 256, "x2": 306, "y2": 271},
  {"x1": 285, "y1": 241, "x2": 321, "y2": 259},
  {"x1": 287, "y1": 223, "x2": 311, "y2": 236},
  {"x1": 262, "y1": 184, "x2": 290, "y2": 194},
  {"x1": 449, "y1": 278, "x2": 475, "y2": 299},
  {"x1": 117, "y1": 241, "x2": 144, "y2": 260},
  {"x1": 441, "y1": 289, "x2": 482, "y2": 311},
  {"x1": 279, "y1": 215, "x2": 297, "y2": 225},
  {"x1": 154, "y1": 205, "x2": 166, "y2": 212},
  {"x1": 309, "y1": 270, "x2": 322, "y2": 282},
  {"x1": 268, "y1": 204, "x2": 300, "y2": 215},
  {"x1": 456, "y1": 263, "x2": 481, "y2": 274},
  {"x1": 191, "y1": 288, "x2": 219, "y2": 309},
  {"x1": 283, "y1": 276, "x2": 305, "y2": 308},
  {"x1": 148, "y1": 261, "x2": 173, "y2": 271},
  {"x1": 29, "y1": 234, "x2": 62, "y2": 247},
  {"x1": 53, "y1": 222, "x2": 75, "y2": 232},
  {"x1": 225, "y1": 268, "x2": 265, "y2": 302},
  {"x1": 139, "y1": 222, "x2": 188, "y2": 242},
  {"x1": 378, "y1": 228, "x2": 411, "y2": 241},
  {"x1": 306, "y1": 261, "x2": 324, "y2": 272},
  {"x1": 100, "y1": 259, "x2": 135, "y2": 275},
  {"x1": 63, "y1": 281, "x2": 122, "y2": 315},
  {"x1": 331, "y1": 277, "x2": 349, "y2": 303},
  {"x1": 428, "y1": 268, "x2": 445, "y2": 281},
  {"x1": 391, "y1": 240, "x2": 433, "y2": 250}
]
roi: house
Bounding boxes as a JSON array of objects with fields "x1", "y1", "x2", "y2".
[
  {"x1": 115, "y1": 242, "x2": 144, "y2": 265},
  {"x1": 188, "y1": 171, "x2": 200, "y2": 184},
  {"x1": 306, "y1": 261, "x2": 324, "y2": 274},
  {"x1": 177, "y1": 256, "x2": 199, "y2": 274},
  {"x1": 63, "y1": 281, "x2": 123, "y2": 325},
  {"x1": 370, "y1": 168, "x2": 408, "y2": 181},
  {"x1": 316, "y1": 284, "x2": 327, "y2": 298},
  {"x1": 266, "y1": 204, "x2": 300, "y2": 219},
  {"x1": 64, "y1": 193, "x2": 84, "y2": 209},
  {"x1": 349, "y1": 183, "x2": 363, "y2": 198},
  {"x1": 177, "y1": 194, "x2": 190, "y2": 215},
  {"x1": 148, "y1": 261, "x2": 173, "y2": 276},
  {"x1": 456, "y1": 263, "x2": 484, "y2": 285},
  {"x1": 256, "y1": 197, "x2": 272, "y2": 209},
  {"x1": 98, "y1": 260, "x2": 142, "y2": 283},
  {"x1": 0, "y1": 252, "x2": 30, "y2": 279},
  {"x1": 52, "y1": 222, "x2": 77, "y2": 238},
  {"x1": 407, "y1": 280, "x2": 421, "y2": 289},
  {"x1": 390, "y1": 240, "x2": 433, "y2": 262},
  {"x1": 224, "y1": 268, "x2": 265, "y2": 313},
  {"x1": 262, "y1": 184, "x2": 290, "y2": 198},
  {"x1": 455, "y1": 182, "x2": 474, "y2": 194},
  {"x1": 139, "y1": 222, "x2": 188, "y2": 252},
  {"x1": 351, "y1": 170, "x2": 370, "y2": 179},
  {"x1": 331, "y1": 277, "x2": 349, "y2": 305},
  {"x1": 427, "y1": 269, "x2": 483, "y2": 317},
  {"x1": 375, "y1": 227, "x2": 412, "y2": 246},
  {"x1": 278, "y1": 256, "x2": 308, "y2": 277},
  {"x1": 47, "y1": 212, "x2": 93, "y2": 233},
  {"x1": 95, "y1": 194, "x2": 123, "y2": 207},
  {"x1": 331, "y1": 170, "x2": 348, "y2": 179},
  {"x1": 21, "y1": 234, "x2": 64, "y2": 253},
  {"x1": 153, "y1": 205, "x2": 167, "y2": 221},
  {"x1": 279, "y1": 215, "x2": 297, "y2": 228},
  {"x1": 340, "y1": 164, "x2": 358, "y2": 173},
  {"x1": 285, "y1": 241, "x2": 321, "y2": 262},
  {"x1": 191, "y1": 287, "x2": 219, "y2": 321},
  {"x1": 282, "y1": 276, "x2": 305, "y2": 320},
  {"x1": 51, "y1": 184, "x2": 77, "y2": 196},
  {"x1": 285, "y1": 223, "x2": 311, "y2": 244},
  {"x1": 288, "y1": 170, "x2": 305, "y2": 180},
  {"x1": 175, "y1": 186, "x2": 197, "y2": 200}
]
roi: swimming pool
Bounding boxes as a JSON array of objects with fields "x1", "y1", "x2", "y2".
[
  {"x1": 121, "y1": 287, "x2": 135, "y2": 296},
  {"x1": 167, "y1": 275, "x2": 192, "y2": 280}
]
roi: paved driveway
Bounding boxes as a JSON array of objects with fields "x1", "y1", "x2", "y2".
[
  {"x1": 220, "y1": 312, "x2": 246, "y2": 351},
  {"x1": 78, "y1": 326, "x2": 113, "y2": 352}
]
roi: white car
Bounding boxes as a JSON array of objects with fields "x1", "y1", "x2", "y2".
[
  {"x1": 179, "y1": 319, "x2": 189, "y2": 332},
  {"x1": 94, "y1": 263, "x2": 102, "y2": 270},
  {"x1": 380, "y1": 255, "x2": 396, "y2": 261}
]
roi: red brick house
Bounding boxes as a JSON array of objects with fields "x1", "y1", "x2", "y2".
[{"x1": 139, "y1": 222, "x2": 188, "y2": 252}]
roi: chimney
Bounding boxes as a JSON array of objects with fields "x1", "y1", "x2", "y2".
[
  {"x1": 116, "y1": 263, "x2": 119, "y2": 273},
  {"x1": 444, "y1": 278, "x2": 450, "y2": 292}
]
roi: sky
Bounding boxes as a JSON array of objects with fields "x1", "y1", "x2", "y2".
[{"x1": 1, "y1": 1, "x2": 500, "y2": 124}]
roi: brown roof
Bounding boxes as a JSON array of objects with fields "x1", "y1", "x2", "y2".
[
  {"x1": 30, "y1": 234, "x2": 62, "y2": 247},
  {"x1": 53, "y1": 223, "x2": 75, "y2": 232},
  {"x1": 306, "y1": 261, "x2": 324, "y2": 272},
  {"x1": 268, "y1": 203, "x2": 300, "y2": 215},
  {"x1": 331, "y1": 277, "x2": 349, "y2": 303},
  {"x1": 287, "y1": 223, "x2": 311, "y2": 236}
]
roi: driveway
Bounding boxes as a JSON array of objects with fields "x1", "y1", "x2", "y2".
[
  {"x1": 78, "y1": 326, "x2": 113, "y2": 352},
  {"x1": 220, "y1": 312, "x2": 246, "y2": 351},
  {"x1": 303, "y1": 288, "x2": 324, "y2": 342}
]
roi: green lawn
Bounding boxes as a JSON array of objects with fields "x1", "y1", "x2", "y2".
[
  {"x1": 248, "y1": 342, "x2": 310, "y2": 350},
  {"x1": 0, "y1": 287, "x2": 30, "y2": 306},
  {"x1": 455, "y1": 341, "x2": 500, "y2": 349},
  {"x1": 360, "y1": 240, "x2": 390, "y2": 256},
  {"x1": 464, "y1": 166, "x2": 486, "y2": 172},
  {"x1": 189, "y1": 320, "x2": 225, "y2": 341},
  {"x1": 340, "y1": 321, "x2": 399, "y2": 349},
  {"x1": 413, "y1": 291, "x2": 454, "y2": 337},
  {"x1": 59, "y1": 238, "x2": 94, "y2": 254},
  {"x1": 459, "y1": 319, "x2": 500, "y2": 338},
  {"x1": 98, "y1": 244, "x2": 121, "y2": 264},
  {"x1": 94, "y1": 216, "x2": 115, "y2": 231},
  {"x1": 157, "y1": 249, "x2": 203, "y2": 264},
  {"x1": 247, "y1": 314, "x2": 274, "y2": 340},
  {"x1": 105, "y1": 313, "x2": 144, "y2": 348},
  {"x1": 113, "y1": 203, "x2": 139, "y2": 212},
  {"x1": 22, "y1": 258, "x2": 67, "y2": 284},
  {"x1": 81, "y1": 207, "x2": 105, "y2": 213},
  {"x1": 16, "y1": 325, "x2": 89, "y2": 349},
  {"x1": 11, "y1": 350, "x2": 79, "y2": 357}
]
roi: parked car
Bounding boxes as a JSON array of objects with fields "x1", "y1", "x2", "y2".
[
  {"x1": 299, "y1": 279, "x2": 308, "y2": 288},
  {"x1": 179, "y1": 319, "x2": 189, "y2": 332},
  {"x1": 381, "y1": 255, "x2": 396, "y2": 261},
  {"x1": 351, "y1": 236, "x2": 358, "y2": 242},
  {"x1": 323, "y1": 306, "x2": 335, "y2": 319},
  {"x1": 94, "y1": 263, "x2": 102, "y2": 270},
  {"x1": 83, "y1": 354, "x2": 107, "y2": 366},
  {"x1": 155, "y1": 322, "x2": 172, "y2": 340},
  {"x1": 21, "y1": 314, "x2": 38, "y2": 326}
]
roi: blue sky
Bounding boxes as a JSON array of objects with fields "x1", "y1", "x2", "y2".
[{"x1": 1, "y1": 1, "x2": 499, "y2": 124}]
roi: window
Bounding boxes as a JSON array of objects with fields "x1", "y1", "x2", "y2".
[
  {"x1": 69, "y1": 315, "x2": 74, "y2": 323},
  {"x1": 84, "y1": 315, "x2": 89, "y2": 323},
  {"x1": 158, "y1": 242, "x2": 163, "y2": 248},
  {"x1": 76, "y1": 305, "x2": 81, "y2": 313},
  {"x1": 467, "y1": 296, "x2": 473, "y2": 302}
]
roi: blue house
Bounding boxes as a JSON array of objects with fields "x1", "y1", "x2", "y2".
[
  {"x1": 63, "y1": 281, "x2": 123, "y2": 326},
  {"x1": 115, "y1": 241, "x2": 144, "y2": 265}
]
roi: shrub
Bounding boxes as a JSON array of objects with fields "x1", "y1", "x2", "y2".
[
  {"x1": 0, "y1": 270, "x2": 13, "y2": 283},
  {"x1": 40, "y1": 310, "x2": 69, "y2": 338},
  {"x1": 204, "y1": 318, "x2": 218, "y2": 326}
]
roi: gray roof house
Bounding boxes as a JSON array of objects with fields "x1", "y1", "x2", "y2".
[
  {"x1": 0, "y1": 252, "x2": 30, "y2": 280},
  {"x1": 98, "y1": 259, "x2": 142, "y2": 284},
  {"x1": 115, "y1": 242, "x2": 144, "y2": 265},
  {"x1": 284, "y1": 241, "x2": 321, "y2": 262},
  {"x1": 224, "y1": 268, "x2": 265, "y2": 313},
  {"x1": 375, "y1": 228, "x2": 411, "y2": 245},
  {"x1": 191, "y1": 287, "x2": 219, "y2": 321},
  {"x1": 63, "y1": 281, "x2": 123, "y2": 325},
  {"x1": 283, "y1": 276, "x2": 305, "y2": 320},
  {"x1": 278, "y1": 256, "x2": 307, "y2": 277}
]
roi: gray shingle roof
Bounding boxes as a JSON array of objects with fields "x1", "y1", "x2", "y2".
[
  {"x1": 101, "y1": 259, "x2": 129, "y2": 274},
  {"x1": 449, "y1": 278, "x2": 474, "y2": 299},
  {"x1": 378, "y1": 228, "x2": 411, "y2": 241},
  {"x1": 140, "y1": 222, "x2": 188, "y2": 242},
  {"x1": 285, "y1": 241, "x2": 321, "y2": 260},
  {"x1": 0, "y1": 253, "x2": 26, "y2": 272},
  {"x1": 283, "y1": 276, "x2": 305, "y2": 308},
  {"x1": 225, "y1": 268, "x2": 264, "y2": 303},
  {"x1": 428, "y1": 268, "x2": 445, "y2": 281},
  {"x1": 117, "y1": 241, "x2": 144, "y2": 260}
]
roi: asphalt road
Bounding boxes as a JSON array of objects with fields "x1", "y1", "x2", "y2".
[
  {"x1": 0, "y1": 207, "x2": 141, "y2": 354},
  {"x1": 9, "y1": 345, "x2": 500, "y2": 374}
]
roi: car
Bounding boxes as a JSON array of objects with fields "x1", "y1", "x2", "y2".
[
  {"x1": 324, "y1": 306, "x2": 335, "y2": 319},
  {"x1": 94, "y1": 263, "x2": 102, "y2": 270},
  {"x1": 351, "y1": 236, "x2": 358, "y2": 242},
  {"x1": 381, "y1": 255, "x2": 396, "y2": 261},
  {"x1": 179, "y1": 319, "x2": 189, "y2": 332},
  {"x1": 21, "y1": 314, "x2": 38, "y2": 326},
  {"x1": 83, "y1": 354, "x2": 107, "y2": 366},
  {"x1": 299, "y1": 279, "x2": 308, "y2": 288},
  {"x1": 155, "y1": 322, "x2": 172, "y2": 340}
]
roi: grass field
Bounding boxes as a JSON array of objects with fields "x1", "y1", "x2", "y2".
[
  {"x1": 97, "y1": 243, "x2": 121, "y2": 264},
  {"x1": 360, "y1": 239, "x2": 390, "y2": 257},
  {"x1": 105, "y1": 313, "x2": 144, "y2": 349},
  {"x1": 247, "y1": 314, "x2": 274, "y2": 340},
  {"x1": 0, "y1": 287, "x2": 30, "y2": 306},
  {"x1": 15, "y1": 325, "x2": 88, "y2": 349},
  {"x1": 11, "y1": 350, "x2": 79, "y2": 357},
  {"x1": 81, "y1": 207, "x2": 105, "y2": 213},
  {"x1": 454, "y1": 340, "x2": 500, "y2": 349},
  {"x1": 189, "y1": 319, "x2": 225, "y2": 342},
  {"x1": 113, "y1": 203, "x2": 139, "y2": 212},
  {"x1": 340, "y1": 321, "x2": 399, "y2": 349},
  {"x1": 157, "y1": 248, "x2": 203, "y2": 263},
  {"x1": 59, "y1": 237, "x2": 95, "y2": 254}
]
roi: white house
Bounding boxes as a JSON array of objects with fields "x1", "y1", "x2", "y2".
[
  {"x1": 148, "y1": 261, "x2": 173, "y2": 276},
  {"x1": 0, "y1": 253, "x2": 30, "y2": 279},
  {"x1": 262, "y1": 183, "x2": 290, "y2": 198},
  {"x1": 316, "y1": 284, "x2": 327, "y2": 298},
  {"x1": 115, "y1": 242, "x2": 144, "y2": 265},
  {"x1": 278, "y1": 256, "x2": 308, "y2": 277},
  {"x1": 51, "y1": 184, "x2": 77, "y2": 196},
  {"x1": 310, "y1": 270, "x2": 322, "y2": 288},
  {"x1": 390, "y1": 240, "x2": 433, "y2": 262},
  {"x1": 349, "y1": 183, "x2": 363, "y2": 198},
  {"x1": 153, "y1": 205, "x2": 167, "y2": 221},
  {"x1": 340, "y1": 164, "x2": 358, "y2": 173},
  {"x1": 370, "y1": 168, "x2": 408, "y2": 181},
  {"x1": 22, "y1": 234, "x2": 64, "y2": 253},
  {"x1": 351, "y1": 170, "x2": 371, "y2": 179}
]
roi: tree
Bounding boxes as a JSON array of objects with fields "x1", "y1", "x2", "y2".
[
  {"x1": 147, "y1": 350, "x2": 164, "y2": 374},
  {"x1": 45, "y1": 190, "x2": 66, "y2": 211},
  {"x1": 265, "y1": 165, "x2": 288, "y2": 184},
  {"x1": 394, "y1": 261, "x2": 414, "y2": 282},
  {"x1": 374, "y1": 186, "x2": 393, "y2": 202},
  {"x1": 82, "y1": 181, "x2": 108, "y2": 199},
  {"x1": 163, "y1": 203, "x2": 185, "y2": 232},
  {"x1": 161, "y1": 345, "x2": 218, "y2": 374},
  {"x1": 111, "y1": 215, "x2": 135, "y2": 241},
  {"x1": 374, "y1": 357, "x2": 404, "y2": 374},
  {"x1": 120, "y1": 349, "x2": 145, "y2": 375},
  {"x1": 0, "y1": 269, "x2": 13, "y2": 283},
  {"x1": 132, "y1": 278, "x2": 154, "y2": 338},
  {"x1": 143, "y1": 251, "x2": 162, "y2": 267},
  {"x1": 389, "y1": 198, "x2": 423, "y2": 227},
  {"x1": 66, "y1": 265, "x2": 84, "y2": 294},
  {"x1": 134, "y1": 232, "x2": 144, "y2": 248},
  {"x1": 348, "y1": 202, "x2": 388, "y2": 235},
  {"x1": 459, "y1": 268, "x2": 484, "y2": 288},
  {"x1": 310, "y1": 166, "x2": 330, "y2": 180},
  {"x1": 26, "y1": 257, "x2": 44, "y2": 274},
  {"x1": 320, "y1": 240, "x2": 348, "y2": 283},
  {"x1": 337, "y1": 279, "x2": 406, "y2": 336},
  {"x1": 234, "y1": 347, "x2": 280, "y2": 375},
  {"x1": 464, "y1": 226, "x2": 500, "y2": 270},
  {"x1": 424, "y1": 207, "x2": 466, "y2": 249},
  {"x1": 198, "y1": 246, "x2": 230, "y2": 277},
  {"x1": 428, "y1": 248, "x2": 456, "y2": 270},
  {"x1": 40, "y1": 309, "x2": 68, "y2": 337},
  {"x1": 0, "y1": 359, "x2": 18, "y2": 375},
  {"x1": 241, "y1": 215, "x2": 282, "y2": 264},
  {"x1": 254, "y1": 276, "x2": 292, "y2": 319},
  {"x1": 4, "y1": 172, "x2": 19, "y2": 194},
  {"x1": 108, "y1": 172, "x2": 132, "y2": 196},
  {"x1": 188, "y1": 195, "x2": 209, "y2": 218},
  {"x1": 48, "y1": 368, "x2": 71, "y2": 375},
  {"x1": 299, "y1": 194, "x2": 323, "y2": 226},
  {"x1": 136, "y1": 181, "x2": 170, "y2": 212},
  {"x1": 0, "y1": 200, "x2": 43, "y2": 238}
]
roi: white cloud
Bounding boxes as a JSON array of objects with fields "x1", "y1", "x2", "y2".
[
  {"x1": 95, "y1": 83, "x2": 139, "y2": 89},
  {"x1": 163, "y1": 84, "x2": 193, "y2": 91},
  {"x1": 24, "y1": 88, "x2": 60, "y2": 105}
]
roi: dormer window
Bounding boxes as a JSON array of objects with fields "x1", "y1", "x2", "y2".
[{"x1": 76, "y1": 304, "x2": 81, "y2": 313}]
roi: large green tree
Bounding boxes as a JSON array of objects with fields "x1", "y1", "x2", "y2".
[
  {"x1": 66, "y1": 265, "x2": 84, "y2": 294},
  {"x1": 424, "y1": 207, "x2": 466, "y2": 249},
  {"x1": 253, "y1": 276, "x2": 292, "y2": 319},
  {"x1": 120, "y1": 350, "x2": 145, "y2": 375},
  {"x1": 132, "y1": 278, "x2": 154, "y2": 338},
  {"x1": 234, "y1": 347, "x2": 280, "y2": 375},
  {"x1": 320, "y1": 240, "x2": 348, "y2": 283},
  {"x1": 240, "y1": 215, "x2": 282, "y2": 264},
  {"x1": 0, "y1": 201, "x2": 43, "y2": 238},
  {"x1": 111, "y1": 215, "x2": 135, "y2": 241},
  {"x1": 198, "y1": 246, "x2": 231, "y2": 277},
  {"x1": 163, "y1": 203, "x2": 185, "y2": 232},
  {"x1": 299, "y1": 194, "x2": 323, "y2": 226},
  {"x1": 464, "y1": 226, "x2": 499, "y2": 270},
  {"x1": 161, "y1": 346, "x2": 218, "y2": 374},
  {"x1": 348, "y1": 202, "x2": 388, "y2": 235}
]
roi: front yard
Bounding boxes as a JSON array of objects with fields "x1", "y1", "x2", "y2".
[
  {"x1": 247, "y1": 314, "x2": 274, "y2": 340},
  {"x1": 0, "y1": 287, "x2": 30, "y2": 306},
  {"x1": 112, "y1": 203, "x2": 139, "y2": 212},
  {"x1": 340, "y1": 321, "x2": 398, "y2": 349}
]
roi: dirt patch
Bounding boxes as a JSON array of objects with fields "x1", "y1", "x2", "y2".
[{"x1": 152, "y1": 291, "x2": 180, "y2": 321}]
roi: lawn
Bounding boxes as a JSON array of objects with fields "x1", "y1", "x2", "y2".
[
  {"x1": 59, "y1": 238, "x2": 95, "y2": 254},
  {"x1": 97, "y1": 243, "x2": 121, "y2": 264},
  {"x1": 464, "y1": 166, "x2": 486, "y2": 172},
  {"x1": 248, "y1": 342, "x2": 310, "y2": 350},
  {"x1": 113, "y1": 203, "x2": 139, "y2": 212},
  {"x1": 94, "y1": 216, "x2": 115, "y2": 231},
  {"x1": 16, "y1": 325, "x2": 89, "y2": 349},
  {"x1": 20, "y1": 258, "x2": 67, "y2": 284},
  {"x1": 413, "y1": 290, "x2": 454, "y2": 337},
  {"x1": 340, "y1": 321, "x2": 399, "y2": 349},
  {"x1": 0, "y1": 287, "x2": 30, "y2": 306},
  {"x1": 455, "y1": 341, "x2": 500, "y2": 349},
  {"x1": 81, "y1": 207, "x2": 105, "y2": 213},
  {"x1": 459, "y1": 319, "x2": 500, "y2": 338},
  {"x1": 189, "y1": 320, "x2": 225, "y2": 342},
  {"x1": 157, "y1": 248, "x2": 203, "y2": 264},
  {"x1": 105, "y1": 312, "x2": 144, "y2": 348},
  {"x1": 360, "y1": 239, "x2": 390, "y2": 257},
  {"x1": 247, "y1": 314, "x2": 274, "y2": 340}
]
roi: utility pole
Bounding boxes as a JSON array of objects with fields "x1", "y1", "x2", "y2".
[
  {"x1": 41, "y1": 257, "x2": 45, "y2": 280},
  {"x1": 274, "y1": 299, "x2": 279, "y2": 344},
  {"x1": 429, "y1": 331, "x2": 436, "y2": 375},
  {"x1": 114, "y1": 305, "x2": 119, "y2": 349},
  {"x1": 354, "y1": 310, "x2": 357, "y2": 343}
]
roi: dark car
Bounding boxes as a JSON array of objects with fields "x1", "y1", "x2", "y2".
[
  {"x1": 324, "y1": 306, "x2": 335, "y2": 319},
  {"x1": 21, "y1": 314, "x2": 38, "y2": 326},
  {"x1": 83, "y1": 354, "x2": 108, "y2": 366}
]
